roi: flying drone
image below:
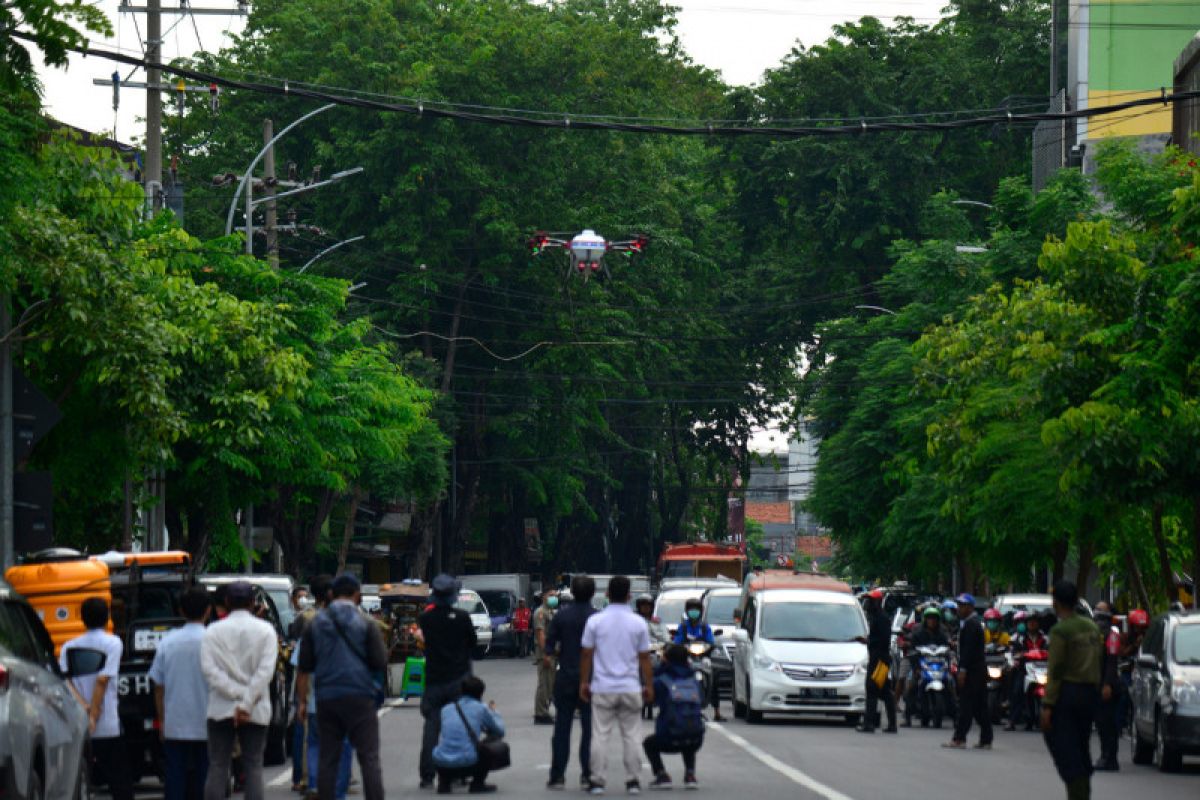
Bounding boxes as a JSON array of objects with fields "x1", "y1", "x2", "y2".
[{"x1": 526, "y1": 229, "x2": 649, "y2": 280}]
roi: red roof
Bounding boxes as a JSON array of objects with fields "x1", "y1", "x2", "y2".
[{"x1": 746, "y1": 502, "x2": 792, "y2": 525}]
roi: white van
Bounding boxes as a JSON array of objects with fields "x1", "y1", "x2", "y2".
[
  {"x1": 455, "y1": 588, "x2": 494, "y2": 658},
  {"x1": 731, "y1": 588, "x2": 869, "y2": 724}
]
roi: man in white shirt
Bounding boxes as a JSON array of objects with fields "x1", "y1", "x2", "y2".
[
  {"x1": 200, "y1": 580, "x2": 278, "y2": 800},
  {"x1": 580, "y1": 576, "x2": 654, "y2": 795},
  {"x1": 60, "y1": 597, "x2": 130, "y2": 800},
  {"x1": 149, "y1": 586, "x2": 212, "y2": 800}
]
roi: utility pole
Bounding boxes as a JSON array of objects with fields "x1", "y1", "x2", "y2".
[
  {"x1": 263, "y1": 119, "x2": 279, "y2": 268},
  {"x1": 1, "y1": 301, "x2": 12, "y2": 572},
  {"x1": 145, "y1": 0, "x2": 163, "y2": 212},
  {"x1": 1050, "y1": 0, "x2": 1059, "y2": 97}
]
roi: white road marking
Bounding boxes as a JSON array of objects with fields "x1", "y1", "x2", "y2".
[
  {"x1": 707, "y1": 722, "x2": 856, "y2": 800},
  {"x1": 267, "y1": 706, "x2": 395, "y2": 788}
]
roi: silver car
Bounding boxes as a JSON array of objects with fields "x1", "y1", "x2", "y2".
[{"x1": 1, "y1": 577, "x2": 106, "y2": 800}]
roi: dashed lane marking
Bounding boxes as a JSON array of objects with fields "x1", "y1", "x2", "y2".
[
  {"x1": 707, "y1": 722, "x2": 856, "y2": 800},
  {"x1": 267, "y1": 706, "x2": 395, "y2": 789}
]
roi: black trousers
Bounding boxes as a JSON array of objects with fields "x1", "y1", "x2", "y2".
[
  {"x1": 550, "y1": 671, "x2": 592, "y2": 782},
  {"x1": 1044, "y1": 683, "x2": 1098, "y2": 787},
  {"x1": 1095, "y1": 686, "x2": 1121, "y2": 762},
  {"x1": 420, "y1": 677, "x2": 466, "y2": 782},
  {"x1": 642, "y1": 735, "x2": 697, "y2": 775},
  {"x1": 953, "y1": 669, "x2": 993, "y2": 745},
  {"x1": 91, "y1": 736, "x2": 134, "y2": 800},
  {"x1": 864, "y1": 658, "x2": 896, "y2": 729},
  {"x1": 316, "y1": 695, "x2": 384, "y2": 800},
  {"x1": 436, "y1": 764, "x2": 489, "y2": 788}
]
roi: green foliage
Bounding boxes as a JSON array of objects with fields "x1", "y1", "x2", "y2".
[{"x1": 1, "y1": 0, "x2": 111, "y2": 90}]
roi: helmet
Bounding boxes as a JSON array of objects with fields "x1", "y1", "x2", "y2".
[
  {"x1": 983, "y1": 608, "x2": 1001, "y2": 621},
  {"x1": 1128, "y1": 609, "x2": 1149, "y2": 628},
  {"x1": 684, "y1": 597, "x2": 703, "y2": 610},
  {"x1": 941, "y1": 599, "x2": 957, "y2": 611},
  {"x1": 1013, "y1": 611, "x2": 1028, "y2": 622},
  {"x1": 635, "y1": 594, "x2": 654, "y2": 607},
  {"x1": 923, "y1": 606, "x2": 942, "y2": 620},
  {"x1": 866, "y1": 588, "x2": 884, "y2": 600},
  {"x1": 955, "y1": 593, "x2": 975, "y2": 606}
]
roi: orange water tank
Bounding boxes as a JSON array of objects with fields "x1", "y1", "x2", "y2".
[{"x1": 5, "y1": 557, "x2": 112, "y2": 654}]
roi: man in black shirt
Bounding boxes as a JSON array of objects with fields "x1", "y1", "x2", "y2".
[
  {"x1": 417, "y1": 574, "x2": 476, "y2": 789},
  {"x1": 859, "y1": 589, "x2": 897, "y2": 733},
  {"x1": 945, "y1": 593, "x2": 992, "y2": 749},
  {"x1": 544, "y1": 575, "x2": 598, "y2": 790}
]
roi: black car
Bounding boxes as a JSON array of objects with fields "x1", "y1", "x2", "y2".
[
  {"x1": 701, "y1": 587, "x2": 742, "y2": 700},
  {"x1": 1131, "y1": 610, "x2": 1200, "y2": 771}
]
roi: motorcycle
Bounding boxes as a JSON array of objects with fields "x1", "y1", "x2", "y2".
[
  {"x1": 916, "y1": 644, "x2": 952, "y2": 728},
  {"x1": 1022, "y1": 648, "x2": 1049, "y2": 722},
  {"x1": 985, "y1": 643, "x2": 1011, "y2": 723},
  {"x1": 685, "y1": 640, "x2": 715, "y2": 701}
]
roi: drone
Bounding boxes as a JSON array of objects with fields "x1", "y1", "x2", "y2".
[{"x1": 526, "y1": 229, "x2": 648, "y2": 280}]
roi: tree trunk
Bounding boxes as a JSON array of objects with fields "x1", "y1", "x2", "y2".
[
  {"x1": 1192, "y1": 494, "x2": 1200, "y2": 610},
  {"x1": 337, "y1": 487, "x2": 363, "y2": 574},
  {"x1": 1151, "y1": 500, "x2": 1175, "y2": 606},
  {"x1": 410, "y1": 502, "x2": 438, "y2": 580},
  {"x1": 1125, "y1": 547, "x2": 1152, "y2": 612},
  {"x1": 1051, "y1": 537, "x2": 1067, "y2": 585},
  {"x1": 1075, "y1": 515, "x2": 1096, "y2": 595}
]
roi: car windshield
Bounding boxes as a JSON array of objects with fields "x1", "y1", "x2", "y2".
[
  {"x1": 657, "y1": 594, "x2": 700, "y2": 626},
  {"x1": 269, "y1": 589, "x2": 295, "y2": 631},
  {"x1": 456, "y1": 594, "x2": 487, "y2": 616},
  {"x1": 760, "y1": 601, "x2": 866, "y2": 641},
  {"x1": 705, "y1": 594, "x2": 740, "y2": 625},
  {"x1": 998, "y1": 600, "x2": 1051, "y2": 616},
  {"x1": 1174, "y1": 624, "x2": 1200, "y2": 665},
  {"x1": 477, "y1": 590, "x2": 512, "y2": 616}
]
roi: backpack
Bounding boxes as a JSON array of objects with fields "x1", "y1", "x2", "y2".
[{"x1": 658, "y1": 673, "x2": 705, "y2": 749}]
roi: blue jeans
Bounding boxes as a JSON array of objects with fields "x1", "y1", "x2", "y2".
[
  {"x1": 292, "y1": 721, "x2": 306, "y2": 785},
  {"x1": 164, "y1": 740, "x2": 208, "y2": 800},
  {"x1": 306, "y1": 715, "x2": 352, "y2": 798}
]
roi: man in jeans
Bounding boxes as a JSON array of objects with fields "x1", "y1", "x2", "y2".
[
  {"x1": 297, "y1": 574, "x2": 387, "y2": 800},
  {"x1": 545, "y1": 576, "x2": 598, "y2": 790},
  {"x1": 580, "y1": 576, "x2": 653, "y2": 795},
  {"x1": 418, "y1": 574, "x2": 477, "y2": 789},
  {"x1": 149, "y1": 587, "x2": 211, "y2": 800},
  {"x1": 60, "y1": 598, "x2": 131, "y2": 800},
  {"x1": 200, "y1": 580, "x2": 279, "y2": 800}
]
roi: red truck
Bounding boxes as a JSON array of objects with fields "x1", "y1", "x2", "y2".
[{"x1": 658, "y1": 542, "x2": 747, "y2": 582}]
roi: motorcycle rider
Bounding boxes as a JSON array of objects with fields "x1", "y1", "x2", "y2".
[
  {"x1": 1092, "y1": 602, "x2": 1122, "y2": 771},
  {"x1": 858, "y1": 589, "x2": 897, "y2": 734},
  {"x1": 673, "y1": 598, "x2": 722, "y2": 721},
  {"x1": 983, "y1": 609, "x2": 1010, "y2": 647},
  {"x1": 636, "y1": 595, "x2": 667, "y2": 721},
  {"x1": 1116, "y1": 608, "x2": 1148, "y2": 736},
  {"x1": 941, "y1": 600, "x2": 960, "y2": 641},
  {"x1": 1007, "y1": 611, "x2": 1050, "y2": 731},
  {"x1": 909, "y1": 606, "x2": 951, "y2": 727}
]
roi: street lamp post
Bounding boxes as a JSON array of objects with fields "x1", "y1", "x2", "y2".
[
  {"x1": 298, "y1": 236, "x2": 366, "y2": 274},
  {"x1": 854, "y1": 304, "x2": 898, "y2": 316}
]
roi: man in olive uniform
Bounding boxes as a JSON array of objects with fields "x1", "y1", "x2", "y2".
[
  {"x1": 1040, "y1": 581, "x2": 1101, "y2": 800},
  {"x1": 533, "y1": 589, "x2": 559, "y2": 724}
]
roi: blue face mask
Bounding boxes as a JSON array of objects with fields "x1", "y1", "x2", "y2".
[
  {"x1": 687, "y1": 609, "x2": 701, "y2": 622},
  {"x1": 1016, "y1": 623, "x2": 1027, "y2": 634},
  {"x1": 943, "y1": 611, "x2": 954, "y2": 622},
  {"x1": 546, "y1": 596, "x2": 559, "y2": 609}
]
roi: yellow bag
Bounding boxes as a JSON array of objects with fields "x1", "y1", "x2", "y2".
[{"x1": 871, "y1": 661, "x2": 889, "y2": 689}]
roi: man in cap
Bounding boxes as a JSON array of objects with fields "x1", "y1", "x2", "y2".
[
  {"x1": 1041, "y1": 581, "x2": 1101, "y2": 800},
  {"x1": 296, "y1": 574, "x2": 387, "y2": 800},
  {"x1": 943, "y1": 593, "x2": 992, "y2": 750},
  {"x1": 417, "y1": 574, "x2": 477, "y2": 789},
  {"x1": 200, "y1": 580, "x2": 279, "y2": 800},
  {"x1": 859, "y1": 588, "x2": 897, "y2": 733}
]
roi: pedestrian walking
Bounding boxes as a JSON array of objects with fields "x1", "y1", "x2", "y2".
[
  {"x1": 200, "y1": 580, "x2": 279, "y2": 800},
  {"x1": 296, "y1": 574, "x2": 386, "y2": 800},
  {"x1": 859, "y1": 588, "x2": 897, "y2": 734},
  {"x1": 545, "y1": 575, "x2": 599, "y2": 790},
  {"x1": 1040, "y1": 581, "x2": 1101, "y2": 800},
  {"x1": 288, "y1": 584, "x2": 315, "y2": 793},
  {"x1": 149, "y1": 587, "x2": 212, "y2": 800},
  {"x1": 432, "y1": 676, "x2": 505, "y2": 794},
  {"x1": 418, "y1": 574, "x2": 477, "y2": 789},
  {"x1": 513, "y1": 599, "x2": 532, "y2": 658},
  {"x1": 1091, "y1": 602, "x2": 1122, "y2": 771},
  {"x1": 580, "y1": 576, "x2": 654, "y2": 795},
  {"x1": 943, "y1": 593, "x2": 992, "y2": 750},
  {"x1": 534, "y1": 589, "x2": 559, "y2": 724},
  {"x1": 60, "y1": 597, "x2": 131, "y2": 800},
  {"x1": 643, "y1": 645, "x2": 705, "y2": 791}
]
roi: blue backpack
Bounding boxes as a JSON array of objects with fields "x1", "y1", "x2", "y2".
[{"x1": 658, "y1": 674, "x2": 705, "y2": 749}]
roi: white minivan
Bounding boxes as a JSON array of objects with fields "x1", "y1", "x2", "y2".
[{"x1": 731, "y1": 588, "x2": 869, "y2": 724}]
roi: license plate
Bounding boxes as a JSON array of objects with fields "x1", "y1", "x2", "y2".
[
  {"x1": 134, "y1": 628, "x2": 168, "y2": 651},
  {"x1": 797, "y1": 688, "x2": 837, "y2": 699}
]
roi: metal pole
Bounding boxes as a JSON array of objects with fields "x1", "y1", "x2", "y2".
[
  {"x1": 297, "y1": 236, "x2": 365, "y2": 273},
  {"x1": 146, "y1": 0, "x2": 163, "y2": 212},
  {"x1": 263, "y1": 119, "x2": 278, "y2": 269},
  {"x1": 224, "y1": 104, "x2": 336, "y2": 237},
  {"x1": 243, "y1": 503, "x2": 254, "y2": 574},
  {"x1": 1050, "y1": 0, "x2": 1059, "y2": 96},
  {"x1": 0, "y1": 299, "x2": 12, "y2": 571},
  {"x1": 245, "y1": 175, "x2": 254, "y2": 255}
]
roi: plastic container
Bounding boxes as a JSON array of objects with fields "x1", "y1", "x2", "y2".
[{"x1": 5, "y1": 558, "x2": 111, "y2": 654}]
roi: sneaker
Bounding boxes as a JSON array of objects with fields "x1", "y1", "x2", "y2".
[
  {"x1": 546, "y1": 777, "x2": 565, "y2": 790},
  {"x1": 626, "y1": 780, "x2": 641, "y2": 795},
  {"x1": 649, "y1": 773, "x2": 672, "y2": 791},
  {"x1": 589, "y1": 786, "x2": 606, "y2": 796},
  {"x1": 581, "y1": 776, "x2": 593, "y2": 791},
  {"x1": 683, "y1": 774, "x2": 698, "y2": 791},
  {"x1": 468, "y1": 784, "x2": 497, "y2": 794}
]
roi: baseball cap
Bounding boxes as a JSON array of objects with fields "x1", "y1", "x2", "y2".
[
  {"x1": 955, "y1": 593, "x2": 975, "y2": 606},
  {"x1": 431, "y1": 573, "x2": 461, "y2": 597},
  {"x1": 226, "y1": 580, "x2": 255, "y2": 604}
]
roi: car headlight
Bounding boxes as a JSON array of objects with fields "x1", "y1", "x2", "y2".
[
  {"x1": 1036, "y1": 674, "x2": 1048, "y2": 685},
  {"x1": 854, "y1": 659, "x2": 869, "y2": 676},
  {"x1": 497, "y1": 623, "x2": 512, "y2": 634},
  {"x1": 1170, "y1": 679, "x2": 1200, "y2": 709},
  {"x1": 752, "y1": 653, "x2": 781, "y2": 673}
]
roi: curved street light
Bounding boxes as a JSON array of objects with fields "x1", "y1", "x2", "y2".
[
  {"x1": 854, "y1": 304, "x2": 897, "y2": 316},
  {"x1": 298, "y1": 236, "x2": 366, "y2": 274}
]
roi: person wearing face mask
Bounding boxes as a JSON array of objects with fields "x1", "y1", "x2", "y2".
[
  {"x1": 1007, "y1": 611, "x2": 1049, "y2": 731},
  {"x1": 983, "y1": 609, "x2": 1010, "y2": 647},
  {"x1": 534, "y1": 590, "x2": 561, "y2": 725},
  {"x1": 672, "y1": 598, "x2": 722, "y2": 722}
]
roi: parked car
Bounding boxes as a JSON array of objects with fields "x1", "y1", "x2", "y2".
[
  {"x1": 460, "y1": 575, "x2": 531, "y2": 657},
  {"x1": 200, "y1": 574, "x2": 297, "y2": 634},
  {"x1": 731, "y1": 586, "x2": 869, "y2": 725},
  {"x1": 1131, "y1": 610, "x2": 1200, "y2": 771},
  {"x1": 455, "y1": 589, "x2": 493, "y2": 659},
  {"x1": 1, "y1": 576, "x2": 107, "y2": 800},
  {"x1": 701, "y1": 587, "x2": 742, "y2": 700},
  {"x1": 992, "y1": 593, "x2": 1092, "y2": 624}
]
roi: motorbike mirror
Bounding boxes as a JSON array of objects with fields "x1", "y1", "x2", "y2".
[
  {"x1": 712, "y1": 628, "x2": 724, "y2": 637},
  {"x1": 1136, "y1": 653, "x2": 1158, "y2": 670},
  {"x1": 66, "y1": 647, "x2": 108, "y2": 678}
]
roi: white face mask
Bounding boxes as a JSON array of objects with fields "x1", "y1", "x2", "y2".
[{"x1": 297, "y1": 596, "x2": 315, "y2": 611}]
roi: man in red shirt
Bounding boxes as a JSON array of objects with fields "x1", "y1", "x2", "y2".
[{"x1": 513, "y1": 598, "x2": 533, "y2": 657}]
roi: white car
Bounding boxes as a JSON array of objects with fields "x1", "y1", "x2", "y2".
[
  {"x1": 731, "y1": 588, "x2": 869, "y2": 724},
  {"x1": 456, "y1": 589, "x2": 493, "y2": 658}
]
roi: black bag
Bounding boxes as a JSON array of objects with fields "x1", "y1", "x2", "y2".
[{"x1": 453, "y1": 701, "x2": 511, "y2": 772}]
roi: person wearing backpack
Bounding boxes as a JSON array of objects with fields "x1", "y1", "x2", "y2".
[{"x1": 643, "y1": 645, "x2": 705, "y2": 790}]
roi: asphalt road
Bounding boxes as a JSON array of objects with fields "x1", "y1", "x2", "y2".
[{"x1": 243, "y1": 658, "x2": 1198, "y2": 800}]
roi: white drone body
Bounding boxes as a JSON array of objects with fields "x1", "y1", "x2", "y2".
[{"x1": 527, "y1": 228, "x2": 648, "y2": 281}]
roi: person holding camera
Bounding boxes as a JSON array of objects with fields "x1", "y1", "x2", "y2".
[{"x1": 433, "y1": 676, "x2": 505, "y2": 794}]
